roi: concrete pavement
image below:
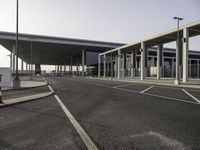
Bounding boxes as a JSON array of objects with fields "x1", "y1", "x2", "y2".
[
  {"x1": 2, "y1": 76, "x2": 47, "y2": 91},
  {"x1": 1, "y1": 81, "x2": 52, "y2": 107}
]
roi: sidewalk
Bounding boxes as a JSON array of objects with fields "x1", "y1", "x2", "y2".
[
  {"x1": 0, "y1": 76, "x2": 53, "y2": 108},
  {"x1": 89, "y1": 77, "x2": 200, "y2": 89},
  {"x1": 2, "y1": 76, "x2": 48, "y2": 91}
]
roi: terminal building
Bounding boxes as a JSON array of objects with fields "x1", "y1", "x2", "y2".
[{"x1": 0, "y1": 20, "x2": 200, "y2": 87}]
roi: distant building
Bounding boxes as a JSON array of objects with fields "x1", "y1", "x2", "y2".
[{"x1": 92, "y1": 48, "x2": 200, "y2": 78}]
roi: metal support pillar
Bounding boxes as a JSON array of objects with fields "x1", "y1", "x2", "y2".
[
  {"x1": 76, "y1": 59, "x2": 78, "y2": 75},
  {"x1": 60, "y1": 65, "x2": 63, "y2": 74},
  {"x1": 157, "y1": 44, "x2": 163, "y2": 79},
  {"x1": 98, "y1": 55, "x2": 101, "y2": 77},
  {"x1": 64, "y1": 65, "x2": 66, "y2": 73},
  {"x1": 12, "y1": 45, "x2": 16, "y2": 73},
  {"x1": 10, "y1": 52, "x2": 13, "y2": 72},
  {"x1": 82, "y1": 50, "x2": 85, "y2": 76},
  {"x1": 70, "y1": 57, "x2": 73, "y2": 76},
  {"x1": 140, "y1": 42, "x2": 145, "y2": 80},
  {"x1": 21, "y1": 60, "x2": 24, "y2": 73},
  {"x1": 115, "y1": 55, "x2": 118, "y2": 77},
  {"x1": 172, "y1": 58, "x2": 175, "y2": 78},
  {"x1": 197, "y1": 60, "x2": 200, "y2": 78},
  {"x1": 131, "y1": 50, "x2": 136, "y2": 78},
  {"x1": 103, "y1": 54, "x2": 106, "y2": 78},
  {"x1": 13, "y1": 0, "x2": 21, "y2": 88},
  {"x1": 57, "y1": 65, "x2": 60, "y2": 73},
  {"x1": 110, "y1": 53, "x2": 114, "y2": 77},
  {"x1": 182, "y1": 28, "x2": 189, "y2": 82},
  {"x1": 117, "y1": 49, "x2": 121, "y2": 79},
  {"x1": 107, "y1": 56, "x2": 110, "y2": 76},
  {"x1": 122, "y1": 54, "x2": 124, "y2": 78},
  {"x1": 30, "y1": 41, "x2": 33, "y2": 80},
  {"x1": 122, "y1": 53, "x2": 127, "y2": 78},
  {"x1": 174, "y1": 20, "x2": 182, "y2": 85},
  {"x1": 26, "y1": 63, "x2": 28, "y2": 74}
]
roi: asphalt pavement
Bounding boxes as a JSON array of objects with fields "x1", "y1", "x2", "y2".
[{"x1": 1, "y1": 76, "x2": 200, "y2": 150}]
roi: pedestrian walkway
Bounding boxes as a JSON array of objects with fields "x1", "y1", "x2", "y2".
[
  {"x1": 2, "y1": 76, "x2": 47, "y2": 91},
  {"x1": 0, "y1": 76, "x2": 53, "y2": 107}
]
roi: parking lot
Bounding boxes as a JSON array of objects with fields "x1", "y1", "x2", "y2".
[{"x1": 75, "y1": 77, "x2": 200, "y2": 105}]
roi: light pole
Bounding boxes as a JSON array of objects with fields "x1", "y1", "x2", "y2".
[
  {"x1": 13, "y1": 0, "x2": 20, "y2": 88},
  {"x1": 30, "y1": 41, "x2": 33, "y2": 80},
  {"x1": 173, "y1": 16, "x2": 183, "y2": 85}
]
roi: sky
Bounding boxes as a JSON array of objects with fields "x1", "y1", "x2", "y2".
[{"x1": 0, "y1": 0, "x2": 200, "y2": 69}]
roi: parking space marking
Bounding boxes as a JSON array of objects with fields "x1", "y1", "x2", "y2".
[
  {"x1": 48, "y1": 85, "x2": 54, "y2": 93},
  {"x1": 54, "y1": 94, "x2": 98, "y2": 150},
  {"x1": 182, "y1": 89, "x2": 200, "y2": 104},
  {"x1": 140, "y1": 85, "x2": 154, "y2": 93},
  {"x1": 47, "y1": 82, "x2": 98, "y2": 150},
  {"x1": 113, "y1": 84, "x2": 133, "y2": 88},
  {"x1": 67, "y1": 78, "x2": 200, "y2": 105},
  {"x1": 143, "y1": 92, "x2": 198, "y2": 105}
]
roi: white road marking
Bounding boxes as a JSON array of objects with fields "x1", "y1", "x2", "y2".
[
  {"x1": 67, "y1": 78, "x2": 200, "y2": 105},
  {"x1": 48, "y1": 85, "x2": 54, "y2": 93},
  {"x1": 129, "y1": 131, "x2": 188, "y2": 149},
  {"x1": 113, "y1": 84, "x2": 133, "y2": 88},
  {"x1": 143, "y1": 92, "x2": 198, "y2": 105},
  {"x1": 182, "y1": 89, "x2": 200, "y2": 104},
  {"x1": 54, "y1": 94, "x2": 98, "y2": 150},
  {"x1": 140, "y1": 85, "x2": 154, "y2": 93}
]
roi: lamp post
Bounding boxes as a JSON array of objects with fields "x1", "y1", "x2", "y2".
[
  {"x1": 30, "y1": 41, "x2": 33, "y2": 80},
  {"x1": 173, "y1": 16, "x2": 183, "y2": 85},
  {"x1": 13, "y1": 0, "x2": 20, "y2": 88}
]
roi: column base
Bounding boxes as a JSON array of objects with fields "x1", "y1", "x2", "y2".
[
  {"x1": 182, "y1": 79, "x2": 188, "y2": 83},
  {"x1": 13, "y1": 78, "x2": 21, "y2": 89},
  {"x1": 131, "y1": 68, "x2": 135, "y2": 78},
  {"x1": 174, "y1": 79, "x2": 180, "y2": 85}
]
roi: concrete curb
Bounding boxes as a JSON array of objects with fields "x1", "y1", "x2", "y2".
[
  {"x1": 87, "y1": 77, "x2": 200, "y2": 90},
  {"x1": 0, "y1": 91, "x2": 54, "y2": 108}
]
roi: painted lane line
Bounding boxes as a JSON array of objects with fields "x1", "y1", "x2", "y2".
[
  {"x1": 48, "y1": 85, "x2": 54, "y2": 93},
  {"x1": 113, "y1": 84, "x2": 133, "y2": 88},
  {"x1": 182, "y1": 89, "x2": 200, "y2": 104},
  {"x1": 54, "y1": 94, "x2": 98, "y2": 150},
  {"x1": 140, "y1": 85, "x2": 154, "y2": 93},
  {"x1": 67, "y1": 78, "x2": 200, "y2": 105}
]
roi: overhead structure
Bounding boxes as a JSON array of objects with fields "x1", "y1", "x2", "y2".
[
  {"x1": 99, "y1": 20, "x2": 200, "y2": 84},
  {"x1": 0, "y1": 31, "x2": 124, "y2": 65}
]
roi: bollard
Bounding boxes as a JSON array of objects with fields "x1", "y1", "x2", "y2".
[{"x1": 0, "y1": 74, "x2": 2, "y2": 103}]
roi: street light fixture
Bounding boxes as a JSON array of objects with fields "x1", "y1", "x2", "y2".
[{"x1": 173, "y1": 16, "x2": 183, "y2": 85}]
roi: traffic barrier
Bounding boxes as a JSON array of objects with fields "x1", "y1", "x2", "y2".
[{"x1": 0, "y1": 74, "x2": 2, "y2": 103}]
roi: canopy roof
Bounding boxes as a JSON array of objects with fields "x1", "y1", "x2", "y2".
[
  {"x1": 0, "y1": 31, "x2": 124, "y2": 65},
  {"x1": 100, "y1": 20, "x2": 200, "y2": 55}
]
